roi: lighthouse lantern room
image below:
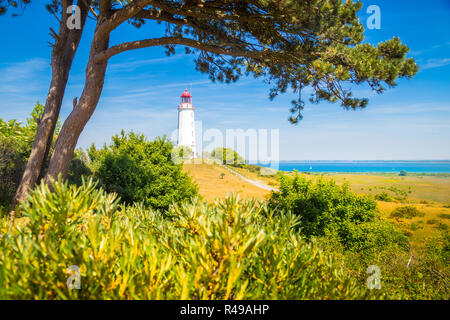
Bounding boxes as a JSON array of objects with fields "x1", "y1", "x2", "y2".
[{"x1": 177, "y1": 89, "x2": 196, "y2": 158}]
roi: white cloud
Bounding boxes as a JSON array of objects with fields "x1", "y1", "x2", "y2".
[
  {"x1": 108, "y1": 55, "x2": 184, "y2": 72},
  {"x1": 421, "y1": 58, "x2": 450, "y2": 70},
  {"x1": 367, "y1": 102, "x2": 450, "y2": 114},
  {"x1": 0, "y1": 58, "x2": 49, "y2": 94}
]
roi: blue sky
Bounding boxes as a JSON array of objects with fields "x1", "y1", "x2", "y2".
[{"x1": 0, "y1": 0, "x2": 449, "y2": 160}]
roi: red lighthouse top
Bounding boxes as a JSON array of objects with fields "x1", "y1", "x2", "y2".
[
  {"x1": 181, "y1": 89, "x2": 192, "y2": 98},
  {"x1": 180, "y1": 89, "x2": 193, "y2": 106}
]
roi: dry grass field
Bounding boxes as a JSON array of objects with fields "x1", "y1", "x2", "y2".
[
  {"x1": 182, "y1": 163, "x2": 271, "y2": 201},
  {"x1": 183, "y1": 163, "x2": 450, "y2": 250},
  {"x1": 325, "y1": 173, "x2": 450, "y2": 204}
]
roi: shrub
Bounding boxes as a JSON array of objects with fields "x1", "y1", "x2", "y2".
[
  {"x1": 408, "y1": 222, "x2": 423, "y2": 231},
  {"x1": 337, "y1": 219, "x2": 409, "y2": 254},
  {"x1": 211, "y1": 147, "x2": 246, "y2": 167},
  {"x1": 268, "y1": 173, "x2": 408, "y2": 256},
  {"x1": 171, "y1": 145, "x2": 193, "y2": 163},
  {"x1": 0, "y1": 102, "x2": 63, "y2": 210},
  {"x1": 389, "y1": 206, "x2": 425, "y2": 219},
  {"x1": 67, "y1": 149, "x2": 92, "y2": 186},
  {"x1": 88, "y1": 131, "x2": 198, "y2": 210},
  {"x1": 0, "y1": 135, "x2": 27, "y2": 210},
  {"x1": 0, "y1": 178, "x2": 378, "y2": 299},
  {"x1": 269, "y1": 173, "x2": 377, "y2": 239},
  {"x1": 437, "y1": 213, "x2": 450, "y2": 220},
  {"x1": 399, "y1": 170, "x2": 407, "y2": 176},
  {"x1": 375, "y1": 192, "x2": 394, "y2": 202},
  {"x1": 0, "y1": 106, "x2": 41, "y2": 210}
]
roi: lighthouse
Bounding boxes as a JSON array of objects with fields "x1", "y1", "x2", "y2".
[{"x1": 177, "y1": 89, "x2": 196, "y2": 158}]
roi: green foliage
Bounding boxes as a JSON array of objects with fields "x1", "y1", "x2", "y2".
[
  {"x1": 211, "y1": 147, "x2": 246, "y2": 166},
  {"x1": 0, "y1": 178, "x2": 378, "y2": 299},
  {"x1": 374, "y1": 185, "x2": 408, "y2": 201},
  {"x1": 240, "y1": 164, "x2": 278, "y2": 177},
  {"x1": 437, "y1": 213, "x2": 450, "y2": 220},
  {"x1": 337, "y1": 219, "x2": 409, "y2": 254},
  {"x1": 399, "y1": 170, "x2": 407, "y2": 176},
  {"x1": 0, "y1": 102, "x2": 46, "y2": 210},
  {"x1": 0, "y1": 135, "x2": 26, "y2": 211},
  {"x1": 270, "y1": 173, "x2": 374, "y2": 236},
  {"x1": 67, "y1": 149, "x2": 92, "y2": 187},
  {"x1": 374, "y1": 192, "x2": 394, "y2": 202},
  {"x1": 269, "y1": 173, "x2": 408, "y2": 254},
  {"x1": 37, "y1": 1, "x2": 418, "y2": 123},
  {"x1": 171, "y1": 145, "x2": 193, "y2": 164},
  {"x1": 88, "y1": 131, "x2": 198, "y2": 210},
  {"x1": 382, "y1": 232, "x2": 449, "y2": 299},
  {"x1": 390, "y1": 206, "x2": 425, "y2": 219},
  {"x1": 0, "y1": 0, "x2": 31, "y2": 16},
  {"x1": 163, "y1": 1, "x2": 419, "y2": 122}
]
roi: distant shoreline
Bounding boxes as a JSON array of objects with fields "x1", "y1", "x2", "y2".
[
  {"x1": 254, "y1": 160, "x2": 450, "y2": 174},
  {"x1": 267, "y1": 160, "x2": 450, "y2": 163}
]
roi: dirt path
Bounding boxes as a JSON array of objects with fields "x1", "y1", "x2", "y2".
[{"x1": 220, "y1": 165, "x2": 279, "y2": 192}]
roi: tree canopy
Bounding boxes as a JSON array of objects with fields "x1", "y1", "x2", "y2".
[
  {"x1": 0, "y1": 0, "x2": 31, "y2": 16},
  {"x1": 10, "y1": 0, "x2": 419, "y2": 200},
  {"x1": 87, "y1": 131, "x2": 198, "y2": 210},
  {"x1": 87, "y1": 0, "x2": 418, "y2": 123}
]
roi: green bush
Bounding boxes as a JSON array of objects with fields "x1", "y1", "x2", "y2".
[
  {"x1": 268, "y1": 173, "x2": 408, "y2": 254},
  {"x1": 374, "y1": 192, "x2": 394, "y2": 202},
  {"x1": 0, "y1": 178, "x2": 379, "y2": 299},
  {"x1": 269, "y1": 173, "x2": 375, "y2": 237},
  {"x1": 437, "y1": 213, "x2": 450, "y2": 220},
  {"x1": 0, "y1": 135, "x2": 27, "y2": 210},
  {"x1": 87, "y1": 131, "x2": 198, "y2": 210},
  {"x1": 171, "y1": 145, "x2": 193, "y2": 164},
  {"x1": 389, "y1": 206, "x2": 425, "y2": 219},
  {"x1": 67, "y1": 149, "x2": 92, "y2": 186},
  {"x1": 339, "y1": 219, "x2": 409, "y2": 254},
  {"x1": 0, "y1": 101, "x2": 62, "y2": 210},
  {"x1": 211, "y1": 147, "x2": 246, "y2": 167},
  {"x1": 0, "y1": 104, "x2": 43, "y2": 210}
]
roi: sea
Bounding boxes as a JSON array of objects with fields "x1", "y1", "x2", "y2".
[{"x1": 257, "y1": 161, "x2": 450, "y2": 173}]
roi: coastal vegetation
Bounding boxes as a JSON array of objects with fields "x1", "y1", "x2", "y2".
[
  {"x1": 1, "y1": 114, "x2": 449, "y2": 298},
  {"x1": 85, "y1": 132, "x2": 198, "y2": 211},
  {"x1": 0, "y1": 0, "x2": 444, "y2": 301},
  {"x1": 1, "y1": 177, "x2": 380, "y2": 299}
]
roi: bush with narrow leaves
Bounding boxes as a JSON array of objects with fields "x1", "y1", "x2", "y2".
[{"x1": 0, "y1": 177, "x2": 379, "y2": 299}]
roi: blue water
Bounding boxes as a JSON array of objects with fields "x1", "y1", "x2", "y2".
[{"x1": 257, "y1": 161, "x2": 450, "y2": 173}]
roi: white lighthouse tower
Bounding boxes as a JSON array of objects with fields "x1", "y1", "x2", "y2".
[{"x1": 177, "y1": 89, "x2": 196, "y2": 158}]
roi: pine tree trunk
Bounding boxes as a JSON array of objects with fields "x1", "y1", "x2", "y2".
[
  {"x1": 45, "y1": 30, "x2": 110, "y2": 183},
  {"x1": 12, "y1": 1, "x2": 89, "y2": 208}
]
